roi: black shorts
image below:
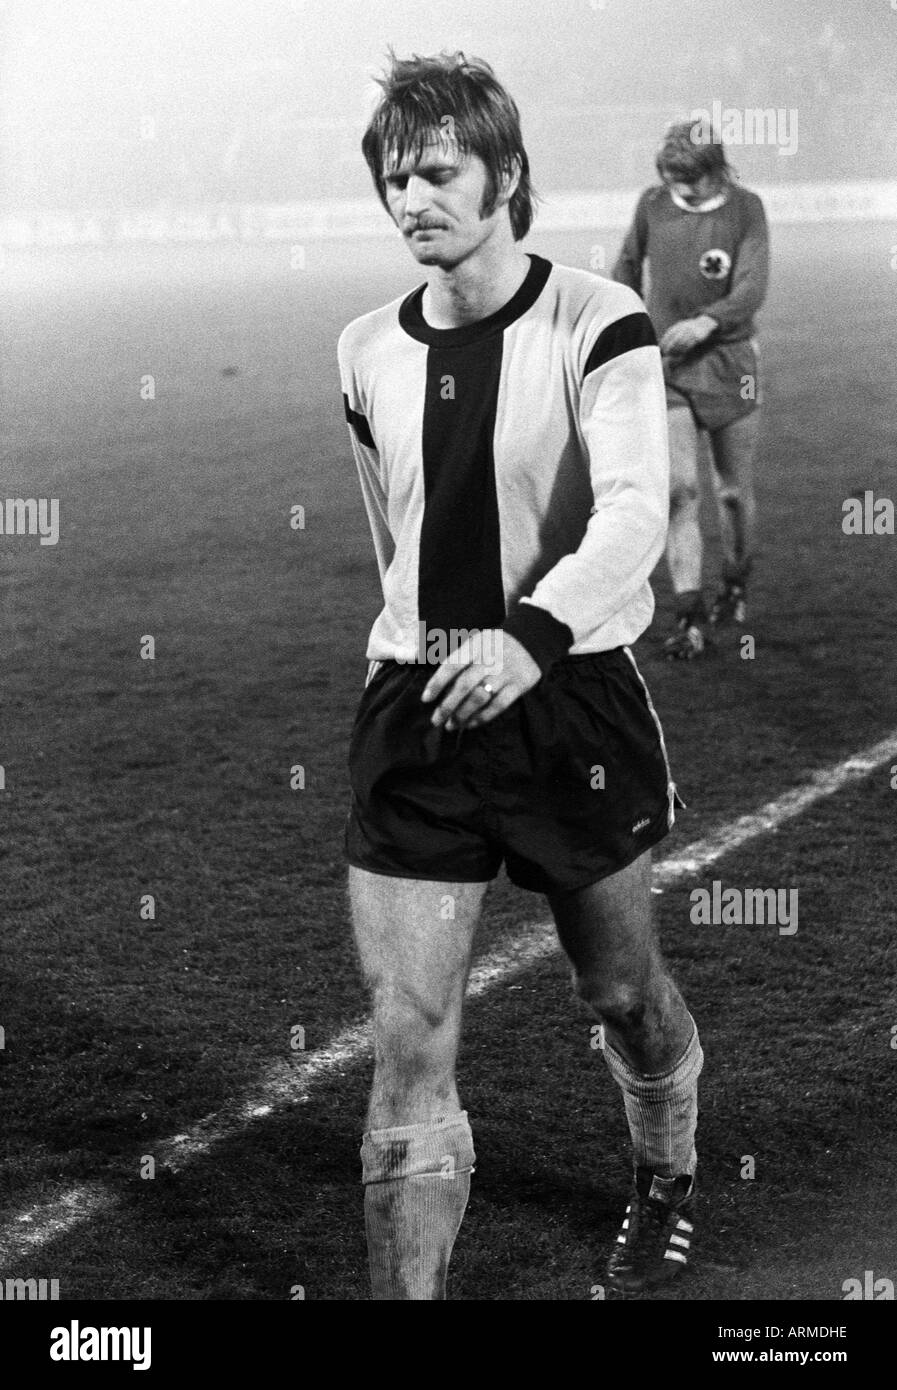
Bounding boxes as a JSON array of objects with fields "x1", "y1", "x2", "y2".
[{"x1": 345, "y1": 648, "x2": 680, "y2": 896}]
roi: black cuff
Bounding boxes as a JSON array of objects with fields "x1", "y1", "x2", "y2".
[{"x1": 503, "y1": 603, "x2": 573, "y2": 674}]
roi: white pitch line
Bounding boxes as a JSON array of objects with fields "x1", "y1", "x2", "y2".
[
  {"x1": 654, "y1": 729, "x2": 897, "y2": 882},
  {"x1": 0, "y1": 1184, "x2": 118, "y2": 1261},
  {"x1": 2, "y1": 727, "x2": 895, "y2": 1269},
  {"x1": 154, "y1": 923, "x2": 561, "y2": 1171}
]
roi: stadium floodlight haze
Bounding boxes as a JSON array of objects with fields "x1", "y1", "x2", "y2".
[
  {"x1": 2, "y1": 0, "x2": 897, "y2": 1344},
  {"x1": 1, "y1": 0, "x2": 895, "y2": 225}
]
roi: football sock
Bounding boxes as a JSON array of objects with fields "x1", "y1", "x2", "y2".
[
  {"x1": 722, "y1": 558, "x2": 751, "y2": 586},
  {"x1": 361, "y1": 1110, "x2": 475, "y2": 1300},
  {"x1": 604, "y1": 1018, "x2": 703, "y2": 1180},
  {"x1": 674, "y1": 590, "x2": 707, "y2": 624}
]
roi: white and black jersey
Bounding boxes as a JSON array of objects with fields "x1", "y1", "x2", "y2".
[{"x1": 338, "y1": 254, "x2": 670, "y2": 670}]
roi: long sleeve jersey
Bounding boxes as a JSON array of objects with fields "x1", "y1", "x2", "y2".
[
  {"x1": 337, "y1": 254, "x2": 670, "y2": 671},
  {"x1": 613, "y1": 183, "x2": 769, "y2": 341}
]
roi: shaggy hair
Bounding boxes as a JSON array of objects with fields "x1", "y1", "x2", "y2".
[{"x1": 362, "y1": 51, "x2": 537, "y2": 241}]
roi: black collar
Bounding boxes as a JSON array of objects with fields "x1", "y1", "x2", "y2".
[{"x1": 398, "y1": 253, "x2": 553, "y2": 348}]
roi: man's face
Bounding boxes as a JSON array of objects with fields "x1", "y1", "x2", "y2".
[
  {"x1": 382, "y1": 135, "x2": 508, "y2": 267},
  {"x1": 662, "y1": 170, "x2": 723, "y2": 207}
]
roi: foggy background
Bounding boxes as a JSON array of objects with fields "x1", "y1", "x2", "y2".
[
  {"x1": 2, "y1": 0, "x2": 896, "y2": 223},
  {"x1": 2, "y1": 0, "x2": 897, "y2": 1315}
]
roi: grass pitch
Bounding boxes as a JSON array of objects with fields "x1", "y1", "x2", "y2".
[{"x1": 2, "y1": 223, "x2": 896, "y2": 1299}]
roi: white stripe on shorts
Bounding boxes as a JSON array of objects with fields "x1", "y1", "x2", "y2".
[{"x1": 623, "y1": 646, "x2": 681, "y2": 829}]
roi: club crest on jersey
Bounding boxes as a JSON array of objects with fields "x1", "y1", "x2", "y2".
[{"x1": 699, "y1": 248, "x2": 731, "y2": 280}]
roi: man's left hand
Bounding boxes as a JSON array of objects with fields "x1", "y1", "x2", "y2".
[
  {"x1": 421, "y1": 630, "x2": 541, "y2": 731},
  {"x1": 659, "y1": 314, "x2": 717, "y2": 357}
]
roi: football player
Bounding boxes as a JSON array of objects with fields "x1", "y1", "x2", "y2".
[
  {"x1": 339, "y1": 53, "x2": 702, "y2": 1299},
  {"x1": 613, "y1": 120, "x2": 770, "y2": 657}
]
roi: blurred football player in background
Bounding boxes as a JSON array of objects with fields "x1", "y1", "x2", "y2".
[{"x1": 614, "y1": 121, "x2": 770, "y2": 658}]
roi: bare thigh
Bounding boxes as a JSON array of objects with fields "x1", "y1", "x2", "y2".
[
  {"x1": 667, "y1": 404, "x2": 701, "y2": 503},
  {"x1": 707, "y1": 407, "x2": 760, "y2": 492}
]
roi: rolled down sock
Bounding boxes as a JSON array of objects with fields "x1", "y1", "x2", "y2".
[
  {"x1": 674, "y1": 590, "x2": 707, "y2": 624},
  {"x1": 603, "y1": 1021, "x2": 703, "y2": 1179},
  {"x1": 722, "y1": 557, "x2": 752, "y2": 585},
  {"x1": 361, "y1": 1110, "x2": 475, "y2": 1300}
]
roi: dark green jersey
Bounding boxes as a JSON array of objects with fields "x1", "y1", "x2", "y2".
[{"x1": 613, "y1": 183, "x2": 769, "y2": 343}]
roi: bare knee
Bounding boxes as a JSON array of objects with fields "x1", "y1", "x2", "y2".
[
  {"x1": 369, "y1": 985, "x2": 460, "y2": 1122},
  {"x1": 715, "y1": 483, "x2": 741, "y2": 510},
  {"x1": 669, "y1": 478, "x2": 699, "y2": 515},
  {"x1": 574, "y1": 972, "x2": 648, "y2": 1030}
]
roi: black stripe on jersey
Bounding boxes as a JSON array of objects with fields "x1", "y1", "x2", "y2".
[
  {"x1": 583, "y1": 312, "x2": 657, "y2": 379},
  {"x1": 418, "y1": 337, "x2": 506, "y2": 639},
  {"x1": 343, "y1": 394, "x2": 375, "y2": 449}
]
